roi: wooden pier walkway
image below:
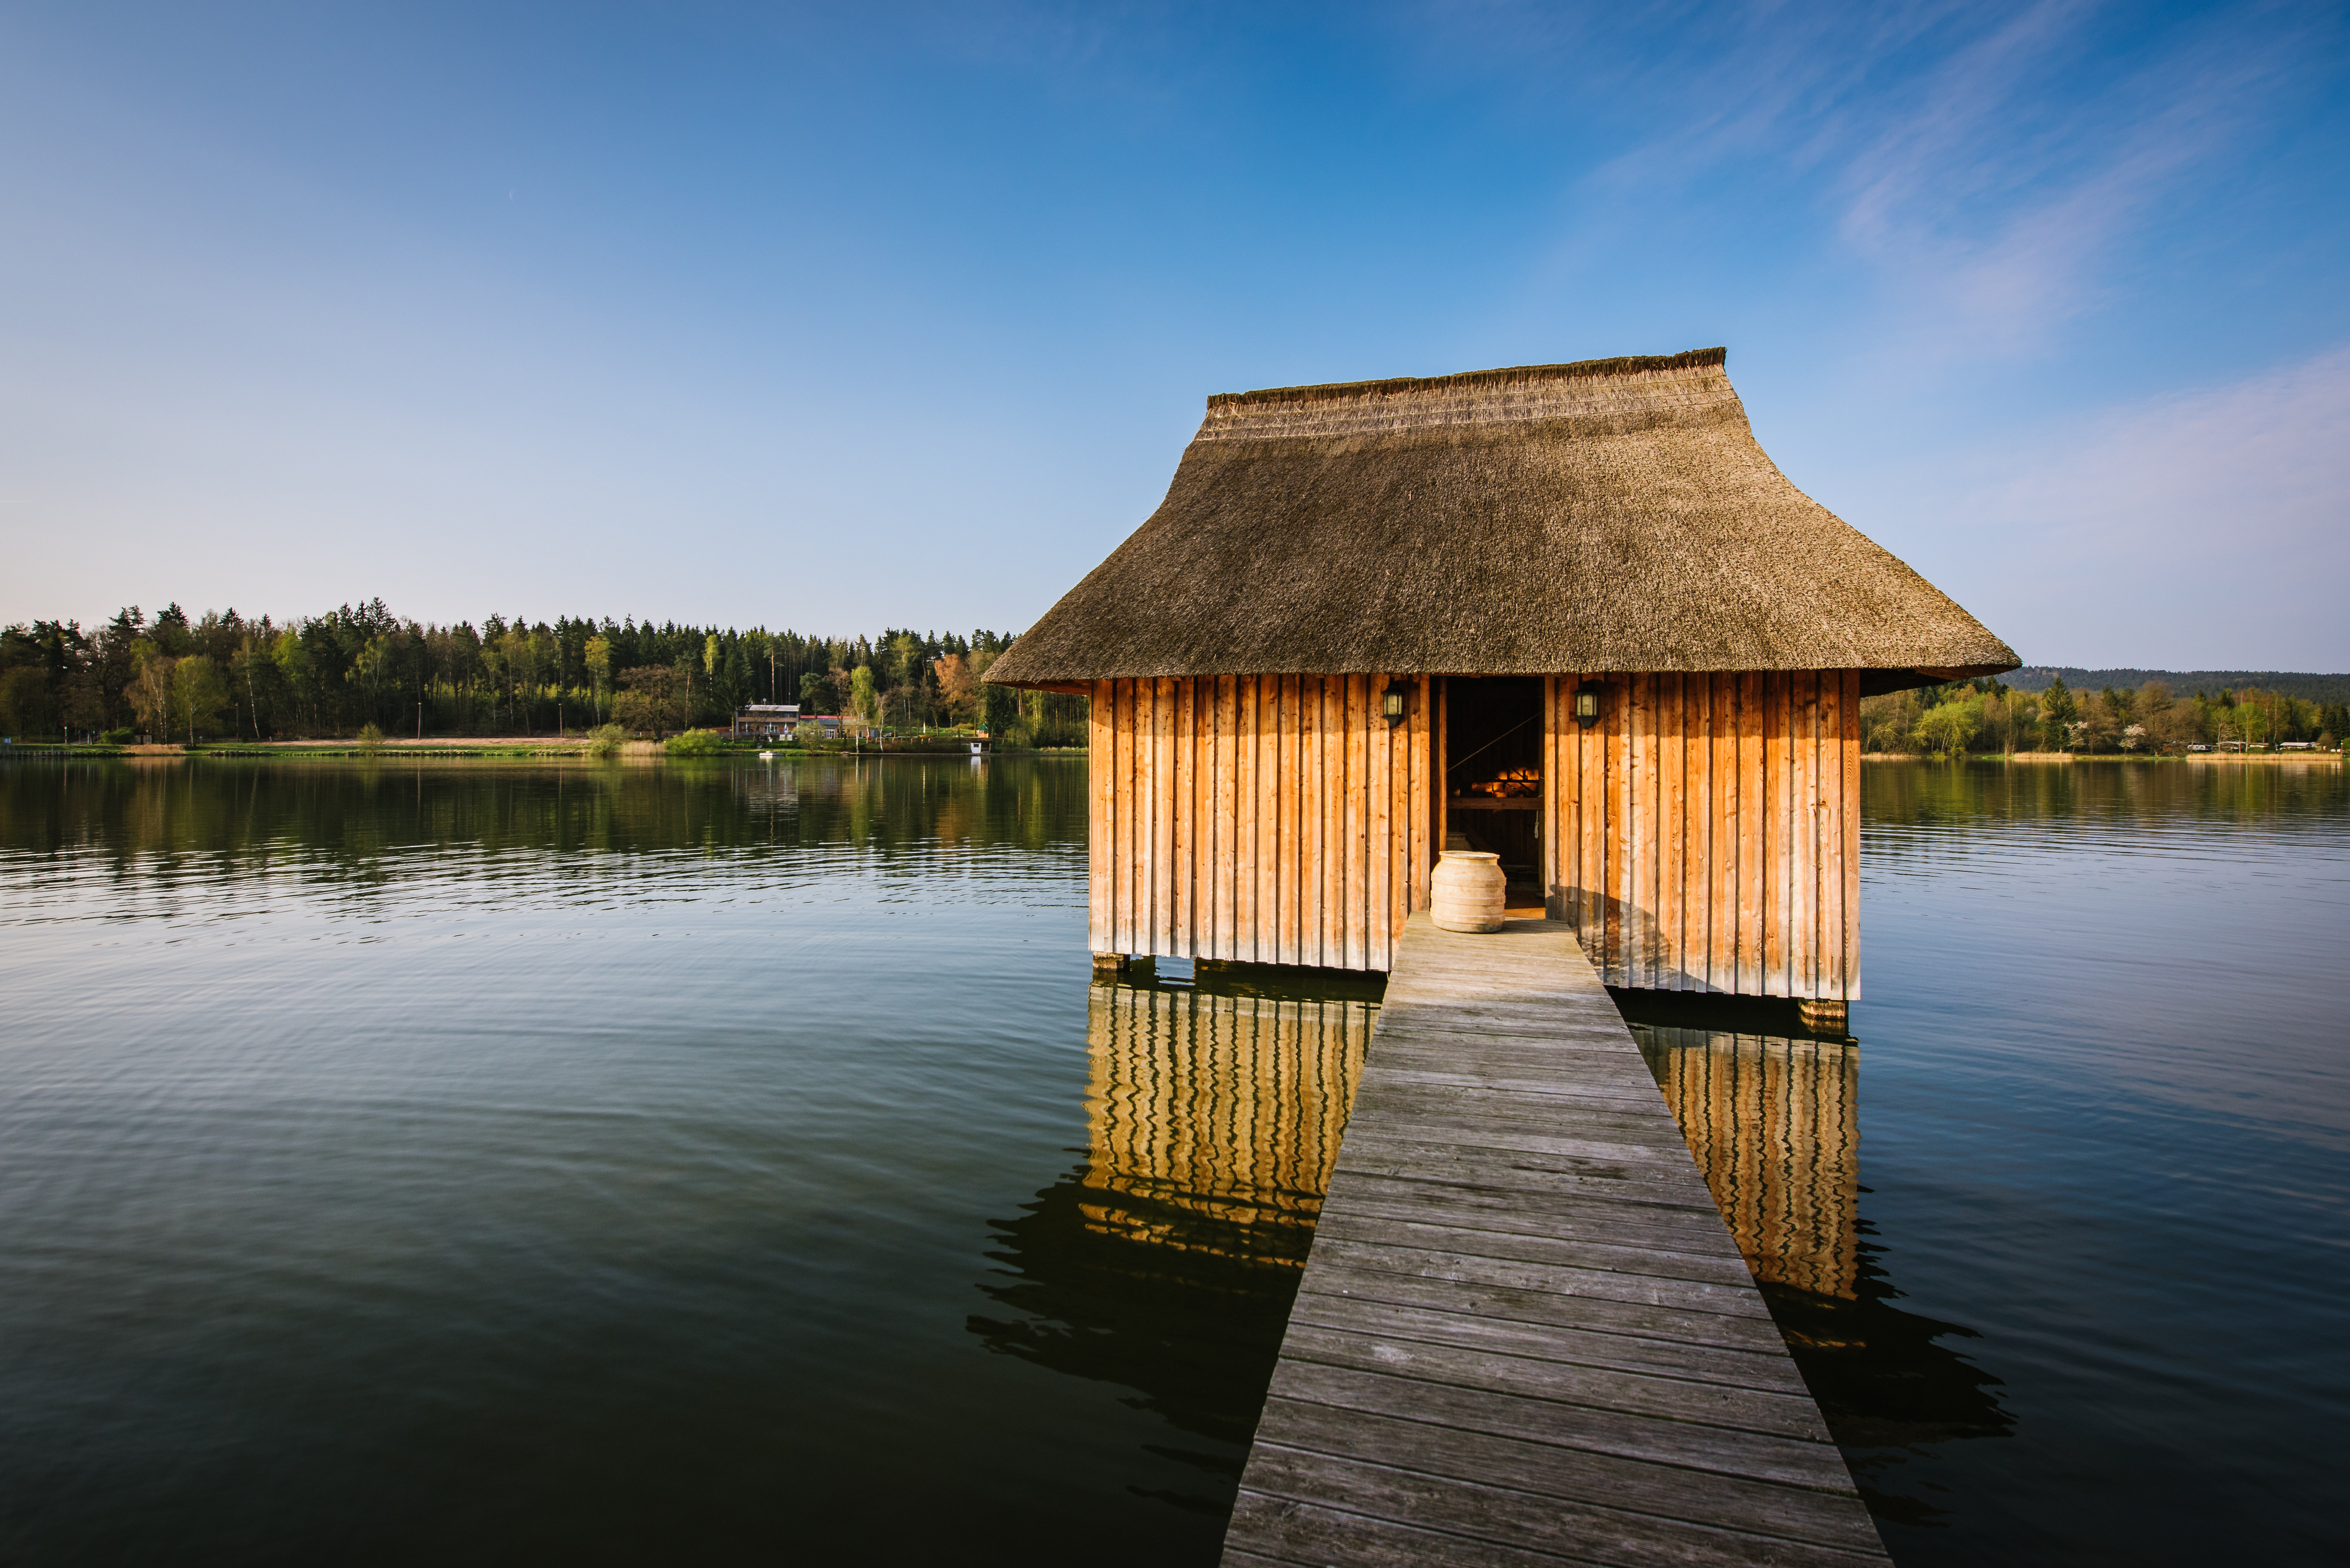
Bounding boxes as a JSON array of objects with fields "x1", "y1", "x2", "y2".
[{"x1": 1222, "y1": 914, "x2": 1890, "y2": 1567}]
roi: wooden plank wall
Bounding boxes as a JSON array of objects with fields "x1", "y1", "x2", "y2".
[
  {"x1": 1090, "y1": 675, "x2": 1432, "y2": 973},
  {"x1": 1545, "y1": 671, "x2": 1861, "y2": 1000}
]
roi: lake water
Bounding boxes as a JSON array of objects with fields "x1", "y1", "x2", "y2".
[{"x1": 0, "y1": 755, "x2": 2343, "y2": 1564}]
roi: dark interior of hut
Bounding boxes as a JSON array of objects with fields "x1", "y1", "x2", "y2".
[{"x1": 1442, "y1": 676, "x2": 1544, "y2": 900}]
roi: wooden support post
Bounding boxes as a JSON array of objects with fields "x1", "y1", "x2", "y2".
[{"x1": 1093, "y1": 952, "x2": 1157, "y2": 982}]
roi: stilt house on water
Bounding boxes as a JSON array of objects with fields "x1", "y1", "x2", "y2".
[{"x1": 984, "y1": 348, "x2": 2015, "y2": 1024}]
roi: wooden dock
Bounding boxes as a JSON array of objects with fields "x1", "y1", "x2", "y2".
[{"x1": 1221, "y1": 914, "x2": 1890, "y2": 1567}]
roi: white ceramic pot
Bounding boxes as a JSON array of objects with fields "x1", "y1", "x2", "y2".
[{"x1": 1430, "y1": 850, "x2": 1506, "y2": 933}]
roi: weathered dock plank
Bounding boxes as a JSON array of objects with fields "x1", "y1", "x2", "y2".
[{"x1": 1222, "y1": 913, "x2": 1887, "y2": 1567}]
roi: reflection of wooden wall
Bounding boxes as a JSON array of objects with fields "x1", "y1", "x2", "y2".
[
  {"x1": 1082, "y1": 985, "x2": 1375, "y2": 1264},
  {"x1": 1644, "y1": 1027, "x2": 1860, "y2": 1299},
  {"x1": 1544, "y1": 671, "x2": 1862, "y2": 999},
  {"x1": 1087, "y1": 676, "x2": 1433, "y2": 973}
]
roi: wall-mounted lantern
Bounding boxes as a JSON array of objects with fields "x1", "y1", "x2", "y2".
[
  {"x1": 1573, "y1": 680, "x2": 1605, "y2": 729},
  {"x1": 1382, "y1": 679, "x2": 1412, "y2": 727}
]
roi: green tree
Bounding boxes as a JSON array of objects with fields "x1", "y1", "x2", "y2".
[
  {"x1": 0, "y1": 665, "x2": 53, "y2": 738},
  {"x1": 169, "y1": 655, "x2": 230, "y2": 744},
  {"x1": 848, "y1": 664, "x2": 877, "y2": 728},
  {"x1": 585, "y1": 634, "x2": 613, "y2": 721},
  {"x1": 272, "y1": 632, "x2": 311, "y2": 733},
  {"x1": 2040, "y1": 677, "x2": 2077, "y2": 751},
  {"x1": 612, "y1": 665, "x2": 689, "y2": 736},
  {"x1": 127, "y1": 654, "x2": 176, "y2": 738},
  {"x1": 1914, "y1": 699, "x2": 1980, "y2": 759},
  {"x1": 981, "y1": 676, "x2": 1017, "y2": 737}
]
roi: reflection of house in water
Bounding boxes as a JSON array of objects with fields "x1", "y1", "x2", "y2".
[
  {"x1": 726, "y1": 761, "x2": 800, "y2": 813},
  {"x1": 1632, "y1": 1019, "x2": 2012, "y2": 1523},
  {"x1": 1634, "y1": 1024, "x2": 1861, "y2": 1298},
  {"x1": 1078, "y1": 984, "x2": 1374, "y2": 1270},
  {"x1": 966, "y1": 979, "x2": 1375, "y2": 1517}
]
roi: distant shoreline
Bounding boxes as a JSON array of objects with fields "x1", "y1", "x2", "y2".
[
  {"x1": 1863, "y1": 750, "x2": 2340, "y2": 763},
  {"x1": 2, "y1": 738, "x2": 1087, "y2": 760}
]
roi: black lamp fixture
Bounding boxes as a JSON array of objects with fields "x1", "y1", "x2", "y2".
[
  {"x1": 1382, "y1": 679, "x2": 1412, "y2": 726},
  {"x1": 1573, "y1": 680, "x2": 1604, "y2": 729}
]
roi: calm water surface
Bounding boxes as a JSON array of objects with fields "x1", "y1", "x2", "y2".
[{"x1": 0, "y1": 755, "x2": 2343, "y2": 1564}]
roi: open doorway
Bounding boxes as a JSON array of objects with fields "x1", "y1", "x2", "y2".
[{"x1": 1442, "y1": 676, "x2": 1543, "y2": 902}]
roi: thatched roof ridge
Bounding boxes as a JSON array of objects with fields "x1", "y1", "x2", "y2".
[
  {"x1": 1206, "y1": 348, "x2": 1728, "y2": 410},
  {"x1": 989, "y1": 349, "x2": 2015, "y2": 692}
]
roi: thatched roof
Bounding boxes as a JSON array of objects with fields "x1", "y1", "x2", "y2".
[{"x1": 987, "y1": 349, "x2": 2015, "y2": 694}]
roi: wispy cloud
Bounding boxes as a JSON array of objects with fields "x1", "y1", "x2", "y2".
[
  {"x1": 1448, "y1": 0, "x2": 2337, "y2": 363},
  {"x1": 1924, "y1": 346, "x2": 2350, "y2": 667}
]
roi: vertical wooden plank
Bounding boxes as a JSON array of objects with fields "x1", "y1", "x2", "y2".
[
  {"x1": 1269, "y1": 677, "x2": 1288, "y2": 969},
  {"x1": 1622, "y1": 674, "x2": 1640, "y2": 986},
  {"x1": 1267, "y1": 676, "x2": 1285, "y2": 967},
  {"x1": 1659, "y1": 674, "x2": 1685, "y2": 991},
  {"x1": 1126, "y1": 676, "x2": 1146, "y2": 957},
  {"x1": 1288, "y1": 674, "x2": 1306, "y2": 969},
  {"x1": 1319, "y1": 677, "x2": 1341, "y2": 969},
  {"x1": 1779, "y1": 672, "x2": 1799, "y2": 998},
  {"x1": 1320, "y1": 675, "x2": 1339, "y2": 969},
  {"x1": 1214, "y1": 675, "x2": 1237, "y2": 963},
  {"x1": 1687, "y1": 675, "x2": 1712, "y2": 992},
  {"x1": 1737, "y1": 671, "x2": 1764, "y2": 996},
  {"x1": 1814, "y1": 667, "x2": 1833, "y2": 1001},
  {"x1": 1761, "y1": 671, "x2": 1781, "y2": 997},
  {"x1": 1190, "y1": 675, "x2": 1207, "y2": 959},
  {"x1": 1605, "y1": 671, "x2": 1631, "y2": 986},
  {"x1": 1370, "y1": 676, "x2": 1393, "y2": 970},
  {"x1": 1797, "y1": 672, "x2": 1822, "y2": 998},
  {"x1": 1089, "y1": 679, "x2": 1112, "y2": 954},
  {"x1": 1152, "y1": 677, "x2": 1176, "y2": 959},
  {"x1": 1343, "y1": 676, "x2": 1364, "y2": 970},
  {"x1": 1346, "y1": 674, "x2": 1362, "y2": 967},
  {"x1": 1642, "y1": 672, "x2": 1664, "y2": 989},
  {"x1": 1172, "y1": 678, "x2": 1194, "y2": 958},
  {"x1": 1410, "y1": 674, "x2": 1431, "y2": 912},
  {"x1": 1201, "y1": 676, "x2": 1214, "y2": 961},
  {"x1": 1843, "y1": 668, "x2": 1862, "y2": 1001},
  {"x1": 1190, "y1": 677, "x2": 1209, "y2": 961},
  {"x1": 1698, "y1": 676, "x2": 1716, "y2": 991},
  {"x1": 1288, "y1": 675, "x2": 1307, "y2": 969},
  {"x1": 1110, "y1": 679, "x2": 1131, "y2": 954},
  {"x1": 1435, "y1": 677, "x2": 1448, "y2": 858},
  {"x1": 1580, "y1": 676, "x2": 1606, "y2": 958},
  {"x1": 1355, "y1": 676, "x2": 1374, "y2": 968},
  {"x1": 1765, "y1": 673, "x2": 1791, "y2": 997},
  {"x1": 1626, "y1": 673, "x2": 1646, "y2": 986},
  {"x1": 1241, "y1": 677, "x2": 1259, "y2": 969},
  {"x1": 1542, "y1": 677, "x2": 1561, "y2": 921},
  {"x1": 1288, "y1": 677, "x2": 1306, "y2": 969},
  {"x1": 1706, "y1": 674, "x2": 1728, "y2": 993}
]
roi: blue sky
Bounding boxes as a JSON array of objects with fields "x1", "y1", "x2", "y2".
[{"x1": 3, "y1": 1, "x2": 2345, "y2": 668}]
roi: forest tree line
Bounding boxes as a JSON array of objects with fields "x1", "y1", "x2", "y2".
[
  {"x1": 1862, "y1": 676, "x2": 2348, "y2": 756},
  {"x1": 0, "y1": 602, "x2": 1090, "y2": 745}
]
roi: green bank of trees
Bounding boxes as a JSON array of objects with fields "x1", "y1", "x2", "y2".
[
  {"x1": 0, "y1": 602, "x2": 1088, "y2": 746},
  {"x1": 1862, "y1": 676, "x2": 2346, "y2": 756}
]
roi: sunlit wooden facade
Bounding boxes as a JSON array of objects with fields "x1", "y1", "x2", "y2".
[
  {"x1": 1085, "y1": 675, "x2": 1434, "y2": 976},
  {"x1": 1082, "y1": 668, "x2": 1861, "y2": 999}
]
